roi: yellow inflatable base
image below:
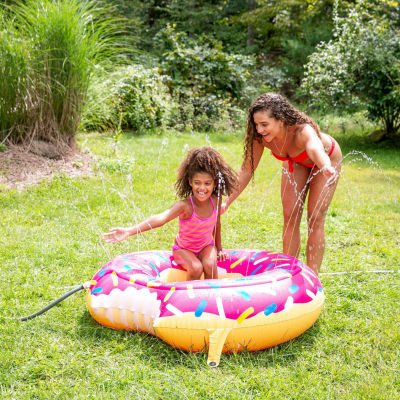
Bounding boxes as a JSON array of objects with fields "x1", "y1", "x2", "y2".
[{"x1": 87, "y1": 289, "x2": 324, "y2": 366}]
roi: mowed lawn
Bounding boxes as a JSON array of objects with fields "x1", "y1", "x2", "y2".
[{"x1": 1, "y1": 128, "x2": 399, "y2": 399}]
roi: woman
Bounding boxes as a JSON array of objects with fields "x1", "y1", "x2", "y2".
[{"x1": 224, "y1": 93, "x2": 342, "y2": 274}]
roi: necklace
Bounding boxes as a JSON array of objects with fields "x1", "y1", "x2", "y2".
[{"x1": 273, "y1": 127, "x2": 288, "y2": 156}]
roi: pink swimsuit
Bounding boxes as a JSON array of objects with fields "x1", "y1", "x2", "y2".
[{"x1": 172, "y1": 196, "x2": 217, "y2": 255}]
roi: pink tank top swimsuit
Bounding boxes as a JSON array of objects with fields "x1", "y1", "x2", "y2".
[
  {"x1": 271, "y1": 138, "x2": 335, "y2": 172},
  {"x1": 173, "y1": 196, "x2": 217, "y2": 255}
]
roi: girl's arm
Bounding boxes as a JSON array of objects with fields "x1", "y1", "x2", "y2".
[
  {"x1": 223, "y1": 140, "x2": 264, "y2": 212},
  {"x1": 103, "y1": 201, "x2": 187, "y2": 243}
]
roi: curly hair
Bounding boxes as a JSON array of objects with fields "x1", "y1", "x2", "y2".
[
  {"x1": 175, "y1": 146, "x2": 237, "y2": 199},
  {"x1": 244, "y1": 92, "x2": 321, "y2": 173}
]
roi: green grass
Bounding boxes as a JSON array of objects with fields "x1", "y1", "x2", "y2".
[{"x1": 1, "y1": 128, "x2": 399, "y2": 399}]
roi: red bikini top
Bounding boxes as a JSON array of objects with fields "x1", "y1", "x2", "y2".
[
  {"x1": 271, "y1": 139, "x2": 335, "y2": 172},
  {"x1": 271, "y1": 150, "x2": 315, "y2": 172}
]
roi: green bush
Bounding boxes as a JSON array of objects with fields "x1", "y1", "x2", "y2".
[
  {"x1": 82, "y1": 65, "x2": 179, "y2": 132},
  {"x1": 301, "y1": 1, "x2": 400, "y2": 138}
]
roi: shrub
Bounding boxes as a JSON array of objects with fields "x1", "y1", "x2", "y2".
[
  {"x1": 82, "y1": 65, "x2": 179, "y2": 132},
  {"x1": 301, "y1": 1, "x2": 400, "y2": 138},
  {"x1": 154, "y1": 24, "x2": 254, "y2": 130}
]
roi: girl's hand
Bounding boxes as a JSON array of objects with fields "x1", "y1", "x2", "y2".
[
  {"x1": 217, "y1": 249, "x2": 228, "y2": 261},
  {"x1": 102, "y1": 227, "x2": 130, "y2": 243}
]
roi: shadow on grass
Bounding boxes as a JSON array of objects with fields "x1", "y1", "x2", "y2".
[{"x1": 76, "y1": 309, "x2": 322, "y2": 370}]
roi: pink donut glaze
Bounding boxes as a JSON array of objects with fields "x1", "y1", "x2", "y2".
[{"x1": 89, "y1": 249, "x2": 323, "y2": 322}]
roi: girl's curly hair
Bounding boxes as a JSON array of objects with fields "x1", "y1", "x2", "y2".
[
  {"x1": 244, "y1": 92, "x2": 321, "y2": 174},
  {"x1": 175, "y1": 146, "x2": 237, "y2": 199}
]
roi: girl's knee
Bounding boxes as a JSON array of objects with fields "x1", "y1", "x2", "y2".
[{"x1": 187, "y1": 260, "x2": 203, "y2": 278}]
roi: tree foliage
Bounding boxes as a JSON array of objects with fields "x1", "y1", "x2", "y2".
[{"x1": 302, "y1": 0, "x2": 400, "y2": 136}]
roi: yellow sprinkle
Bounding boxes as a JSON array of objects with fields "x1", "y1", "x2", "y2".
[
  {"x1": 147, "y1": 281, "x2": 162, "y2": 287},
  {"x1": 111, "y1": 271, "x2": 118, "y2": 286},
  {"x1": 163, "y1": 287, "x2": 176, "y2": 302},
  {"x1": 237, "y1": 307, "x2": 254, "y2": 324},
  {"x1": 90, "y1": 280, "x2": 97, "y2": 286},
  {"x1": 129, "y1": 278, "x2": 135, "y2": 284},
  {"x1": 230, "y1": 256, "x2": 246, "y2": 269}
]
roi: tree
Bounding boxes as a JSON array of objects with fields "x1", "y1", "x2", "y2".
[{"x1": 301, "y1": 0, "x2": 400, "y2": 139}]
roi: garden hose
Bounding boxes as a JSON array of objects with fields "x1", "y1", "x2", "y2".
[{"x1": 20, "y1": 281, "x2": 91, "y2": 321}]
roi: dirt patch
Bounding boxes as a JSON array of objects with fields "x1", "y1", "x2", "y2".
[{"x1": 0, "y1": 142, "x2": 94, "y2": 191}]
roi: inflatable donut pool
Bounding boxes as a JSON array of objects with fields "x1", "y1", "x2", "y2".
[{"x1": 87, "y1": 249, "x2": 324, "y2": 366}]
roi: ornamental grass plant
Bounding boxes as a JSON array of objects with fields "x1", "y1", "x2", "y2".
[{"x1": 0, "y1": 0, "x2": 122, "y2": 147}]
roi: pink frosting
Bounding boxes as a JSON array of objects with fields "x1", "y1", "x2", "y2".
[{"x1": 89, "y1": 249, "x2": 323, "y2": 321}]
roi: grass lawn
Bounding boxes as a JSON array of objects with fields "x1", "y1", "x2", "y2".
[{"x1": 1, "y1": 126, "x2": 399, "y2": 399}]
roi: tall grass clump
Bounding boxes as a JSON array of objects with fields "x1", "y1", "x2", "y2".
[
  {"x1": 0, "y1": 10, "x2": 30, "y2": 141},
  {"x1": 0, "y1": 0, "x2": 122, "y2": 148}
]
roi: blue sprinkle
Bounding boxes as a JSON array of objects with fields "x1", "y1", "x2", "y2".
[
  {"x1": 235, "y1": 278, "x2": 253, "y2": 281},
  {"x1": 230, "y1": 250, "x2": 238, "y2": 255},
  {"x1": 264, "y1": 303, "x2": 277, "y2": 316},
  {"x1": 91, "y1": 287, "x2": 103, "y2": 295},
  {"x1": 251, "y1": 261, "x2": 275, "y2": 276},
  {"x1": 98, "y1": 268, "x2": 107, "y2": 277},
  {"x1": 148, "y1": 262, "x2": 160, "y2": 277},
  {"x1": 237, "y1": 290, "x2": 251, "y2": 301},
  {"x1": 123, "y1": 264, "x2": 132, "y2": 271},
  {"x1": 206, "y1": 282, "x2": 221, "y2": 288},
  {"x1": 195, "y1": 300, "x2": 208, "y2": 317},
  {"x1": 289, "y1": 284, "x2": 299, "y2": 294},
  {"x1": 317, "y1": 286, "x2": 323, "y2": 292},
  {"x1": 250, "y1": 251, "x2": 262, "y2": 262},
  {"x1": 154, "y1": 252, "x2": 169, "y2": 262}
]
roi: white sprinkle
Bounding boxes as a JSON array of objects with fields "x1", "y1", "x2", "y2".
[
  {"x1": 216, "y1": 297, "x2": 226, "y2": 320},
  {"x1": 284, "y1": 296, "x2": 294, "y2": 312},
  {"x1": 166, "y1": 304, "x2": 183, "y2": 317}
]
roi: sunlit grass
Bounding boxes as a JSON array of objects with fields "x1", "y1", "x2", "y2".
[{"x1": 0, "y1": 129, "x2": 399, "y2": 399}]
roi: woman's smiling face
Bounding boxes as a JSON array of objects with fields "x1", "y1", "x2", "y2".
[{"x1": 253, "y1": 110, "x2": 284, "y2": 143}]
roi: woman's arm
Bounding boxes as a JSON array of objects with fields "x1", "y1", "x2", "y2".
[
  {"x1": 223, "y1": 140, "x2": 264, "y2": 211},
  {"x1": 297, "y1": 125, "x2": 337, "y2": 183},
  {"x1": 103, "y1": 201, "x2": 187, "y2": 243}
]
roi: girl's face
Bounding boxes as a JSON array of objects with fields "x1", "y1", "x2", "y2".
[
  {"x1": 189, "y1": 172, "x2": 215, "y2": 202},
  {"x1": 253, "y1": 110, "x2": 284, "y2": 143}
]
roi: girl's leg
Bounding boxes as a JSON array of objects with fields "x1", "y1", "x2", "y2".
[
  {"x1": 172, "y1": 249, "x2": 204, "y2": 280},
  {"x1": 198, "y1": 245, "x2": 218, "y2": 279},
  {"x1": 281, "y1": 163, "x2": 310, "y2": 258},
  {"x1": 306, "y1": 157, "x2": 341, "y2": 274}
]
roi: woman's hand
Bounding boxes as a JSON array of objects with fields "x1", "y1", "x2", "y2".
[
  {"x1": 102, "y1": 227, "x2": 130, "y2": 243},
  {"x1": 321, "y1": 165, "x2": 338, "y2": 186},
  {"x1": 220, "y1": 201, "x2": 229, "y2": 214}
]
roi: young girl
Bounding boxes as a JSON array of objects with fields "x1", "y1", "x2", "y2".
[{"x1": 103, "y1": 146, "x2": 237, "y2": 281}]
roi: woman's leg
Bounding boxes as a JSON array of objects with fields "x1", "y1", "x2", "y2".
[
  {"x1": 281, "y1": 163, "x2": 310, "y2": 258},
  {"x1": 306, "y1": 154, "x2": 341, "y2": 274},
  {"x1": 172, "y1": 248, "x2": 204, "y2": 280},
  {"x1": 198, "y1": 245, "x2": 218, "y2": 279}
]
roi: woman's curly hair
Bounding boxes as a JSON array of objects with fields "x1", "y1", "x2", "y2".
[
  {"x1": 175, "y1": 146, "x2": 238, "y2": 199},
  {"x1": 244, "y1": 92, "x2": 321, "y2": 174}
]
